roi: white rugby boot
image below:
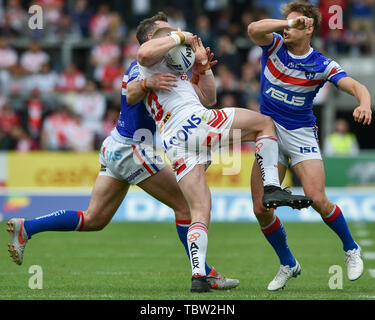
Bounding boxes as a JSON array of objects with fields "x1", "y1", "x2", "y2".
[
  {"x1": 267, "y1": 261, "x2": 301, "y2": 291},
  {"x1": 7, "y1": 218, "x2": 29, "y2": 265},
  {"x1": 345, "y1": 245, "x2": 363, "y2": 281}
]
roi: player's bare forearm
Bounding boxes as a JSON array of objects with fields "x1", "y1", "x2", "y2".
[
  {"x1": 248, "y1": 19, "x2": 287, "y2": 46},
  {"x1": 138, "y1": 37, "x2": 178, "y2": 67},
  {"x1": 138, "y1": 31, "x2": 194, "y2": 67},
  {"x1": 126, "y1": 80, "x2": 148, "y2": 105},
  {"x1": 248, "y1": 16, "x2": 314, "y2": 46},
  {"x1": 127, "y1": 73, "x2": 178, "y2": 105},
  {"x1": 193, "y1": 73, "x2": 216, "y2": 107},
  {"x1": 337, "y1": 77, "x2": 372, "y2": 125}
]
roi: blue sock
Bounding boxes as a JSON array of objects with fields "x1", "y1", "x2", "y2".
[
  {"x1": 24, "y1": 210, "x2": 84, "y2": 238},
  {"x1": 262, "y1": 216, "x2": 296, "y2": 267},
  {"x1": 323, "y1": 205, "x2": 358, "y2": 252},
  {"x1": 176, "y1": 220, "x2": 211, "y2": 275}
]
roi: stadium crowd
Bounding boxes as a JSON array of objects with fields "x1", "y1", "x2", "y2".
[{"x1": 0, "y1": 0, "x2": 373, "y2": 152}]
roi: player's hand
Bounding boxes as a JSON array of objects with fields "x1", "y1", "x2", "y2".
[
  {"x1": 290, "y1": 16, "x2": 314, "y2": 30},
  {"x1": 177, "y1": 28, "x2": 194, "y2": 45},
  {"x1": 353, "y1": 105, "x2": 372, "y2": 125},
  {"x1": 205, "y1": 47, "x2": 218, "y2": 68},
  {"x1": 191, "y1": 36, "x2": 208, "y2": 64},
  {"x1": 145, "y1": 73, "x2": 178, "y2": 92}
]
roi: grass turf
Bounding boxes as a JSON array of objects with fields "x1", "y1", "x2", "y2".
[{"x1": 0, "y1": 222, "x2": 374, "y2": 300}]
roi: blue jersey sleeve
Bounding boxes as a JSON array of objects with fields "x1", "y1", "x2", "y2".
[
  {"x1": 325, "y1": 60, "x2": 348, "y2": 87},
  {"x1": 260, "y1": 32, "x2": 283, "y2": 51},
  {"x1": 127, "y1": 62, "x2": 140, "y2": 83}
]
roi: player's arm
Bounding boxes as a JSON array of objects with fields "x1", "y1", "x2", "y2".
[
  {"x1": 138, "y1": 30, "x2": 194, "y2": 67},
  {"x1": 337, "y1": 77, "x2": 372, "y2": 125},
  {"x1": 127, "y1": 73, "x2": 178, "y2": 105},
  {"x1": 248, "y1": 16, "x2": 314, "y2": 46},
  {"x1": 191, "y1": 37, "x2": 217, "y2": 107}
]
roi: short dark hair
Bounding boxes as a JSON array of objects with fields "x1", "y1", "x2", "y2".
[
  {"x1": 282, "y1": 1, "x2": 322, "y2": 36},
  {"x1": 136, "y1": 12, "x2": 168, "y2": 45}
]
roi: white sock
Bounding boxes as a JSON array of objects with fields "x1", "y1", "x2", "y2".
[
  {"x1": 187, "y1": 222, "x2": 208, "y2": 276},
  {"x1": 255, "y1": 136, "x2": 280, "y2": 187}
]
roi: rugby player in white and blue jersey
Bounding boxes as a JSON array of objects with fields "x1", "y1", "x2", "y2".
[
  {"x1": 248, "y1": 1, "x2": 372, "y2": 291},
  {"x1": 6, "y1": 12, "x2": 239, "y2": 290}
]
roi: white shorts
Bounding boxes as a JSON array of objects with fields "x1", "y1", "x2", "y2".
[
  {"x1": 99, "y1": 135, "x2": 167, "y2": 185},
  {"x1": 162, "y1": 107, "x2": 235, "y2": 182},
  {"x1": 274, "y1": 121, "x2": 322, "y2": 167}
]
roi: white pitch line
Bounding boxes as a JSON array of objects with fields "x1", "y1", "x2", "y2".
[
  {"x1": 363, "y1": 252, "x2": 375, "y2": 260},
  {"x1": 369, "y1": 269, "x2": 375, "y2": 278},
  {"x1": 356, "y1": 230, "x2": 370, "y2": 237},
  {"x1": 359, "y1": 239, "x2": 374, "y2": 247}
]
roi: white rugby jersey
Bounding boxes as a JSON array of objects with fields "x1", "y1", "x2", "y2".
[{"x1": 139, "y1": 58, "x2": 206, "y2": 133}]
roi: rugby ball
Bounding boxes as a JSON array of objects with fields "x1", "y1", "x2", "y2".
[{"x1": 165, "y1": 41, "x2": 195, "y2": 73}]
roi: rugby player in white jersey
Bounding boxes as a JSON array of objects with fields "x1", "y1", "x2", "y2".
[
  {"x1": 135, "y1": 19, "x2": 313, "y2": 292},
  {"x1": 6, "y1": 13, "x2": 240, "y2": 291},
  {"x1": 248, "y1": 1, "x2": 372, "y2": 291}
]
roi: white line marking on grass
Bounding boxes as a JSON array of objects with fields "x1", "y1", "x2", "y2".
[
  {"x1": 359, "y1": 239, "x2": 374, "y2": 247},
  {"x1": 356, "y1": 230, "x2": 369, "y2": 237},
  {"x1": 369, "y1": 269, "x2": 375, "y2": 278},
  {"x1": 363, "y1": 252, "x2": 375, "y2": 260}
]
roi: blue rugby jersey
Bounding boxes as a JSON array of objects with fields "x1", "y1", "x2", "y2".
[
  {"x1": 260, "y1": 33, "x2": 347, "y2": 130},
  {"x1": 115, "y1": 60, "x2": 156, "y2": 140}
]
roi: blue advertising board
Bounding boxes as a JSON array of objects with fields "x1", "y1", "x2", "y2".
[{"x1": 1, "y1": 189, "x2": 375, "y2": 222}]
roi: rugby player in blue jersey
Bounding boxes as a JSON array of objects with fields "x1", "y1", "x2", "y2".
[
  {"x1": 6, "y1": 12, "x2": 239, "y2": 290},
  {"x1": 248, "y1": 1, "x2": 372, "y2": 290}
]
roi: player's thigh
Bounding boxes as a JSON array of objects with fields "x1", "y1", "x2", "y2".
[
  {"x1": 137, "y1": 165, "x2": 190, "y2": 220},
  {"x1": 84, "y1": 175, "x2": 130, "y2": 230},
  {"x1": 177, "y1": 164, "x2": 211, "y2": 226},
  {"x1": 229, "y1": 108, "x2": 275, "y2": 142},
  {"x1": 292, "y1": 159, "x2": 333, "y2": 214},
  {"x1": 251, "y1": 159, "x2": 287, "y2": 217}
]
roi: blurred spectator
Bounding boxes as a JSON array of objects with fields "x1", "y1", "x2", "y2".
[
  {"x1": 0, "y1": 127, "x2": 14, "y2": 150},
  {"x1": 56, "y1": 14, "x2": 82, "y2": 42},
  {"x1": 97, "y1": 58, "x2": 123, "y2": 92},
  {"x1": 7, "y1": 64, "x2": 27, "y2": 96},
  {"x1": 71, "y1": 80, "x2": 106, "y2": 135},
  {"x1": 66, "y1": 114, "x2": 95, "y2": 152},
  {"x1": 323, "y1": 118, "x2": 360, "y2": 155},
  {"x1": 89, "y1": 3, "x2": 112, "y2": 40},
  {"x1": 37, "y1": 0, "x2": 64, "y2": 26},
  {"x1": 215, "y1": 64, "x2": 238, "y2": 93},
  {"x1": 56, "y1": 63, "x2": 86, "y2": 93},
  {"x1": 166, "y1": 7, "x2": 187, "y2": 30},
  {"x1": 350, "y1": 0, "x2": 374, "y2": 45},
  {"x1": 345, "y1": 21, "x2": 369, "y2": 55},
  {"x1": 107, "y1": 12, "x2": 128, "y2": 41},
  {"x1": 100, "y1": 106, "x2": 119, "y2": 142},
  {"x1": 25, "y1": 89, "x2": 44, "y2": 139},
  {"x1": 0, "y1": 103, "x2": 20, "y2": 134},
  {"x1": 11, "y1": 125, "x2": 40, "y2": 152},
  {"x1": 0, "y1": 36, "x2": 18, "y2": 70},
  {"x1": 20, "y1": 42, "x2": 50, "y2": 74},
  {"x1": 91, "y1": 33, "x2": 121, "y2": 81},
  {"x1": 41, "y1": 105, "x2": 74, "y2": 150},
  {"x1": 132, "y1": 0, "x2": 151, "y2": 23},
  {"x1": 70, "y1": 0, "x2": 94, "y2": 38},
  {"x1": 194, "y1": 15, "x2": 216, "y2": 51},
  {"x1": 26, "y1": 63, "x2": 58, "y2": 94},
  {"x1": 3, "y1": 0, "x2": 28, "y2": 37},
  {"x1": 122, "y1": 29, "x2": 140, "y2": 69},
  {"x1": 216, "y1": 34, "x2": 242, "y2": 76},
  {"x1": 238, "y1": 62, "x2": 260, "y2": 106}
]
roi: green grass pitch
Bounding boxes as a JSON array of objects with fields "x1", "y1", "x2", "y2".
[{"x1": 0, "y1": 222, "x2": 374, "y2": 300}]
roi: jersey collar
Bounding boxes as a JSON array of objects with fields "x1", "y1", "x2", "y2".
[{"x1": 287, "y1": 47, "x2": 313, "y2": 59}]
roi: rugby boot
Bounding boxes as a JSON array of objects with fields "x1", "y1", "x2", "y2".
[
  {"x1": 7, "y1": 218, "x2": 29, "y2": 265},
  {"x1": 190, "y1": 275, "x2": 212, "y2": 293},
  {"x1": 262, "y1": 186, "x2": 313, "y2": 210},
  {"x1": 206, "y1": 267, "x2": 239, "y2": 290}
]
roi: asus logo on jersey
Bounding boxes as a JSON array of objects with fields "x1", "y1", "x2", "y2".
[{"x1": 265, "y1": 87, "x2": 306, "y2": 107}]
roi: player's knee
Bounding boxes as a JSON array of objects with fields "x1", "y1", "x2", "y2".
[{"x1": 253, "y1": 201, "x2": 267, "y2": 217}]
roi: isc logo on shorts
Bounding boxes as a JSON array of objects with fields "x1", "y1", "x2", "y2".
[
  {"x1": 163, "y1": 114, "x2": 201, "y2": 151},
  {"x1": 299, "y1": 146, "x2": 318, "y2": 153},
  {"x1": 101, "y1": 146, "x2": 123, "y2": 162}
]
